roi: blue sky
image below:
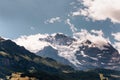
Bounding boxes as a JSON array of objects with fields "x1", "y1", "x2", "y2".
[
  {"x1": 0, "y1": 0, "x2": 120, "y2": 41},
  {"x1": 0, "y1": 0, "x2": 73, "y2": 38}
]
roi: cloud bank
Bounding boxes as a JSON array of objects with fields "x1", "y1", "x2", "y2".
[
  {"x1": 73, "y1": 29, "x2": 109, "y2": 48},
  {"x1": 14, "y1": 34, "x2": 49, "y2": 53},
  {"x1": 72, "y1": 0, "x2": 120, "y2": 23}
]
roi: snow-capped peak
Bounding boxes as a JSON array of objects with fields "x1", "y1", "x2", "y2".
[
  {"x1": 13, "y1": 31, "x2": 120, "y2": 70},
  {"x1": 80, "y1": 39, "x2": 110, "y2": 50},
  {"x1": 39, "y1": 33, "x2": 75, "y2": 46}
]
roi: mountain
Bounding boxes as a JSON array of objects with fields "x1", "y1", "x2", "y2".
[
  {"x1": 35, "y1": 33, "x2": 120, "y2": 70},
  {"x1": 39, "y1": 33, "x2": 75, "y2": 45},
  {"x1": 37, "y1": 46, "x2": 73, "y2": 67},
  {"x1": 0, "y1": 37, "x2": 120, "y2": 80},
  {"x1": 75, "y1": 40, "x2": 120, "y2": 70},
  {"x1": 0, "y1": 38, "x2": 74, "y2": 79}
]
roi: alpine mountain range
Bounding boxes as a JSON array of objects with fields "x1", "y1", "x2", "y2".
[
  {"x1": 0, "y1": 33, "x2": 120, "y2": 80},
  {"x1": 14, "y1": 33, "x2": 120, "y2": 71}
]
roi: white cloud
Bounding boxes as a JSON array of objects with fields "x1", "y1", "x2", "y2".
[
  {"x1": 13, "y1": 34, "x2": 49, "y2": 53},
  {"x1": 65, "y1": 19, "x2": 77, "y2": 33},
  {"x1": 73, "y1": 29, "x2": 110, "y2": 49},
  {"x1": 112, "y1": 32, "x2": 120, "y2": 53},
  {"x1": 44, "y1": 17, "x2": 61, "y2": 24},
  {"x1": 72, "y1": 11, "x2": 81, "y2": 16},
  {"x1": 72, "y1": 0, "x2": 120, "y2": 23}
]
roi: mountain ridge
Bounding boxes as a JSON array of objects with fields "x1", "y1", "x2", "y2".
[
  {"x1": 0, "y1": 37, "x2": 119, "y2": 80},
  {"x1": 21, "y1": 33, "x2": 120, "y2": 70},
  {"x1": 0, "y1": 38, "x2": 74, "y2": 79}
]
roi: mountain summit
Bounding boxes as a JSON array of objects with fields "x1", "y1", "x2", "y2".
[{"x1": 14, "y1": 33, "x2": 120, "y2": 70}]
